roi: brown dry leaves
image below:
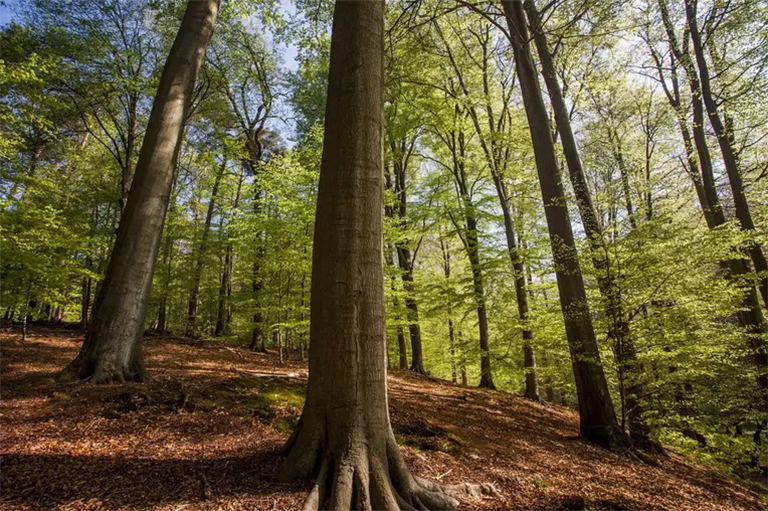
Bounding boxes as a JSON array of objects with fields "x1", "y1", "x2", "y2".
[{"x1": 1, "y1": 327, "x2": 765, "y2": 511}]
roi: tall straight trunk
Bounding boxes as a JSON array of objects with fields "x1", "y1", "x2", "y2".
[
  {"x1": 500, "y1": 192, "x2": 539, "y2": 401},
  {"x1": 60, "y1": 0, "x2": 221, "y2": 382},
  {"x1": 684, "y1": 0, "x2": 768, "y2": 310},
  {"x1": 503, "y1": 0, "x2": 628, "y2": 449},
  {"x1": 440, "y1": 237, "x2": 459, "y2": 385},
  {"x1": 186, "y1": 159, "x2": 225, "y2": 336},
  {"x1": 524, "y1": 0, "x2": 658, "y2": 448},
  {"x1": 659, "y1": 0, "x2": 768, "y2": 392},
  {"x1": 440, "y1": 122, "x2": 496, "y2": 390},
  {"x1": 278, "y1": 4, "x2": 489, "y2": 508},
  {"x1": 396, "y1": 246, "x2": 424, "y2": 373}
]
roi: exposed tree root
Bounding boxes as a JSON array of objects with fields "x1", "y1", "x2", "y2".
[{"x1": 280, "y1": 422, "x2": 498, "y2": 510}]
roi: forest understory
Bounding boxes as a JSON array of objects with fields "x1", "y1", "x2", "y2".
[{"x1": 1, "y1": 326, "x2": 764, "y2": 511}]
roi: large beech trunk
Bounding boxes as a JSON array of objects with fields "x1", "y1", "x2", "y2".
[
  {"x1": 502, "y1": 0, "x2": 628, "y2": 449},
  {"x1": 61, "y1": 0, "x2": 220, "y2": 383},
  {"x1": 279, "y1": 3, "x2": 493, "y2": 508}
]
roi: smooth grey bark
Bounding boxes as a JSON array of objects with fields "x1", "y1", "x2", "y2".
[
  {"x1": 502, "y1": 0, "x2": 629, "y2": 449},
  {"x1": 278, "y1": 3, "x2": 493, "y2": 508},
  {"x1": 439, "y1": 237, "x2": 459, "y2": 385},
  {"x1": 60, "y1": 0, "x2": 221, "y2": 382},
  {"x1": 441, "y1": 116, "x2": 496, "y2": 390},
  {"x1": 523, "y1": 0, "x2": 660, "y2": 449},
  {"x1": 385, "y1": 243, "x2": 409, "y2": 371},
  {"x1": 186, "y1": 158, "x2": 225, "y2": 336}
]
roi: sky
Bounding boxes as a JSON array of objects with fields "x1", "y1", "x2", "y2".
[{"x1": 0, "y1": 0, "x2": 16, "y2": 26}]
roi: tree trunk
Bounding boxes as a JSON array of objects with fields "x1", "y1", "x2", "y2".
[
  {"x1": 437, "y1": 23, "x2": 537, "y2": 396},
  {"x1": 187, "y1": 159, "x2": 225, "y2": 336},
  {"x1": 503, "y1": 0, "x2": 628, "y2": 449},
  {"x1": 684, "y1": 0, "x2": 768, "y2": 310},
  {"x1": 385, "y1": 244, "x2": 409, "y2": 370},
  {"x1": 524, "y1": 0, "x2": 659, "y2": 448},
  {"x1": 397, "y1": 247, "x2": 424, "y2": 373},
  {"x1": 278, "y1": 4, "x2": 492, "y2": 508},
  {"x1": 658, "y1": 0, "x2": 768, "y2": 392},
  {"x1": 215, "y1": 169, "x2": 243, "y2": 336},
  {"x1": 387, "y1": 137, "x2": 424, "y2": 373},
  {"x1": 60, "y1": 0, "x2": 221, "y2": 383}
]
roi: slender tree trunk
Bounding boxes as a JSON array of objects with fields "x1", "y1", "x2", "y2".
[
  {"x1": 444, "y1": 128, "x2": 496, "y2": 390},
  {"x1": 658, "y1": 0, "x2": 768, "y2": 392},
  {"x1": 397, "y1": 247, "x2": 424, "y2": 373},
  {"x1": 187, "y1": 158, "x2": 225, "y2": 336},
  {"x1": 278, "y1": 4, "x2": 490, "y2": 508},
  {"x1": 21, "y1": 283, "x2": 32, "y2": 341},
  {"x1": 385, "y1": 244, "x2": 409, "y2": 370},
  {"x1": 437, "y1": 22, "x2": 537, "y2": 396},
  {"x1": 440, "y1": 237, "x2": 459, "y2": 385},
  {"x1": 386, "y1": 139, "x2": 424, "y2": 373},
  {"x1": 504, "y1": 0, "x2": 628, "y2": 449},
  {"x1": 60, "y1": 0, "x2": 221, "y2": 382},
  {"x1": 684, "y1": 0, "x2": 768, "y2": 310},
  {"x1": 215, "y1": 169, "x2": 243, "y2": 336}
]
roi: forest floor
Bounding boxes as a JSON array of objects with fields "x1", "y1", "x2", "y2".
[{"x1": 1, "y1": 326, "x2": 766, "y2": 511}]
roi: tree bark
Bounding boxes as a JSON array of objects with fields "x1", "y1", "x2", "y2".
[
  {"x1": 438, "y1": 23, "x2": 538, "y2": 398},
  {"x1": 60, "y1": 0, "x2": 221, "y2": 382},
  {"x1": 385, "y1": 244, "x2": 409, "y2": 370},
  {"x1": 278, "y1": 3, "x2": 493, "y2": 508},
  {"x1": 503, "y1": 0, "x2": 628, "y2": 449}
]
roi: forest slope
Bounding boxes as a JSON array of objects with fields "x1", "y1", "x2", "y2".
[{"x1": 1, "y1": 327, "x2": 764, "y2": 511}]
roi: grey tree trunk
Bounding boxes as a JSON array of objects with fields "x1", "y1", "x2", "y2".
[
  {"x1": 278, "y1": 3, "x2": 491, "y2": 508},
  {"x1": 523, "y1": 0, "x2": 660, "y2": 449},
  {"x1": 437, "y1": 23, "x2": 538, "y2": 398},
  {"x1": 60, "y1": 0, "x2": 221, "y2": 382},
  {"x1": 503, "y1": 0, "x2": 628, "y2": 449}
]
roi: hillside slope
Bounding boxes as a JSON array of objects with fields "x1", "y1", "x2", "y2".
[{"x1": 1, "y1": 327, "x2": 764, "y2": 511}]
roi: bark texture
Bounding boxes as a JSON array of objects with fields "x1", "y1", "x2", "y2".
[
  {"x1": 279, "y1": 2, "x2": 494, "y2": 508},
  {"x1": 61, "y1": 0, "x2": 220, "y2": 383}
]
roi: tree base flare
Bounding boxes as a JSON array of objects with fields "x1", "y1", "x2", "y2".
[
  {"x1": 58, "y1": 349, "x2": 148, "y2": 384},
  {"x1": 280, "y1": 422, "x2": 498, "y2": 511}
]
